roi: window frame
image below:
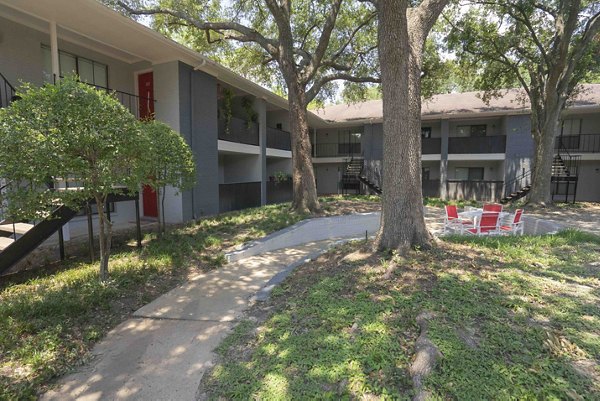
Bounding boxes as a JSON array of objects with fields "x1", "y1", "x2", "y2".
[{"x1": 42, "y1": 45, "x2": 109, "y2": 88}]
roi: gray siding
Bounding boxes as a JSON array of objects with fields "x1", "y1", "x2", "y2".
[
  {"x1": 503, "y1": 115, "x2": 534, "y2": 185},
  {"x1": 179, "y1": 63, "x2": 219, "y2": 219}
]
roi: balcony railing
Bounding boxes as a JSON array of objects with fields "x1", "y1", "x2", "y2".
[
  {"x1": 313, "y1": 142, "x2": 362, "y2": 157},
  {"x1": 556, "y1": 134, "x2": 600, "y2": 153},
  {"x1": 218, "y1": 117, "x2": 260, "y2": 146},
  {"x1": 448, "y1": 135, "x2": 506, "y2": 154},
  {"x1": 267, "y1": 179, "x2": 293, "y2": 204},
  {"x1": 446, "y1": 180, "x2": 504, "y2": 201},
  {"x1": 0, "y1": 72, "x2": 16, "y2": 109},
  {"x1": 267, "y1": 127, "x2": 292, "y2": 151},
  {"x1": 422, "y1": 138, "x2": 441, "y2": 154},
  {"x1": 219, "y1": 182, "x2": 261, "y2": 213},
  {"x1": 422, "y1": 179, "x2": 441, "y2": 198}
]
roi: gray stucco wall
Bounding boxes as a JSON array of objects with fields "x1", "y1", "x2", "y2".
[
  {"x1": 503, "y1": 114, "x2": 534, "y2": 185},
  {"x1": 179, "y1": 63, "x2": 219, "y2": 219},
  {"x1": 363, "y1": 123, "x2": 383, "y2": 161},
  {"x1": 0, "y1": 16, "x2": 145, "y2": 93}
]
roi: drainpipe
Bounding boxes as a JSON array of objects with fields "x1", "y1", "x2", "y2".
[{"x1": 49, "y1": 21, "x2": 60, "y2": 80}]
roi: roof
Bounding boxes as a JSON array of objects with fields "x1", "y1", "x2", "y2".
[{"x1": 315, "y1": 85, "x2": 600, "y2": 123}]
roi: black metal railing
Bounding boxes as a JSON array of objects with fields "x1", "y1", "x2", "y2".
[
  {"x1": 218, "y1": 117, "x2": 260, "y2": 146},
  {"x1": 447, "y1": 180, "x2": 504, "y2": 201},
  {"x1": 55, "y1": 75, "x2": 156, "y2": 120},
  {"x1": 448, "y1": 135, "x2": 507, "y2": 154},
  {"x1": 422, "y1": 138, "x2": 442, "y2": 154},
  {"x1": 219, "y1": 182, "x2": 261, "y2": 213},
  {"x1": 267, "y1": 127, "x2": 292, "y2": 151},
  {"x1": 267, "y1": 179, "x2": 293, "y2": 204},
  {"x1": 0, "y1": 72, "x2": 17, "y2": 109},
  {"x1": 503, "y1": 170, "x2": 532, "y2": 199},
  {"x1": 556, "y1": 134, "x2": 600, "y2": 153},
  {"x1": 313, "y1": 142, "x2": 362, "y2": 157},
  {"x1": 422, "y1": 179, "x2": 441, "y2": 198}
]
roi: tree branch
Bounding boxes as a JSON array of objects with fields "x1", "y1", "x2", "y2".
[
  {"x1": 117, "y1": 1, "x2": 279, "y2": 56},
  {"x1": 305, "y1": 73, "x2": 381, "y2": 104}
]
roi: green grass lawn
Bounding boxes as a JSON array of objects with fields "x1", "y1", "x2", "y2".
[
  {"x1": 0, "y1": 196, "x2": 379, "y2": 400},
  {"x1": 202, "y1": 231, "x2": 600, "y2": 400}
]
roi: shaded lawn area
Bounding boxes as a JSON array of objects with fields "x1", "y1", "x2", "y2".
[
  {"x1": 0, "y1": 196, "x2": 380, "y2": 400},
  {"x1": 202, "y1": 231, "x2": 600, "y2": 400}
]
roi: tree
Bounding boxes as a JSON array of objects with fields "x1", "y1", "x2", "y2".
[
  {"x1": 0, "y1": 77, "x2": 149, "y2": 281},
  {"x1": 142, "y1": 120, "x2": 196, "y2": 235},
  {"x1": 445, "y1": 1, "x2": 600, "y2": 205},
  {"x1": 112, "y1": 0, "x2": 380, "y2": 214},
  {"x1": 372, "y1": 0, "x2": 450, "y2": 251}
]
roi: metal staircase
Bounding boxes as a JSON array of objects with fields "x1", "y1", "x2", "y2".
[
  {"x1": 0, "y1": 181, "x2": 140, "y2": 274},
  {"x1": 501, "y1": 136, "x2": 580, "y2": 204},
  {"x1": 341, "y1": 158, "x2": 363, "y2": 195},
  {"x1": 357, "y1": 162, "x2": 382, "y2": 195}
]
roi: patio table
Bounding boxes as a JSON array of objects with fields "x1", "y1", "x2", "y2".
[{"x1": 458, "y1": 208, "x2": 510, "y2": 227}]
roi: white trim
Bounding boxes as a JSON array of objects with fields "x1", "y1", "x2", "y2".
[
  {"x1": 422, "y1": 154, "x2": 442, "y2": 161},
  {"x1": 218, "y1": 140, "x2": 261, "y2": 155},
  {"x1": 312, "y1": 156, "x2": 358, "y2": 164},
  {"x1": 266, "y1": 148, "x2": 292, "y2": 158},
  {"x1": 447, "y1": 153, "x2": 505, "y2": 161},
  {"x1": 578, "y1": 153, "x2": 600, "y2": 161}
]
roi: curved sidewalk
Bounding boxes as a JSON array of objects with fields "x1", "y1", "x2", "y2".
[{"x1": 42, "y1": 213, "x2": 381, "y2": 401}]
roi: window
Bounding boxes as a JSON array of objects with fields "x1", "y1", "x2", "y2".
[
  {"x1": 42, "y1": 46, "x2": 108, "y2": 88},
  {"x1": 456, "y1": 124, "x2": 487, "y2": 137},
  {"x1": 421, "y1": 127, "x2": 432, "y2": 138},
  {"x1": 276, "y1": 123, "x2": 283, "y2": 130},
  {"x1": 455, "y1": 167, "x2": 484, "y2": 181}
]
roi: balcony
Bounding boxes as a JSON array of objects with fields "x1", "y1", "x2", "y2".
[
  {"x1": 267, "y1": 127, "x2": 292, "y2": 151},
  {"x1": 313, "y1": 142, "x2": 362, "y2": 158},
  {"x1": 448, "y1": 135, "x2": 506, "y2": 154},
  {"x1": 556, "y1": 134, "x2": 600, "y2": 153},
  {"x1": 219, "y1": 182, "x2": 261, "y2": 213},
  {"x1": 218, "y1": 116, "x2": 259, "y2": 146},
  {"x1": 422, "y1": 138, "x2": 441, "y2": 154},
  {"x1": 422, "y1": 179, "x2": 441, "y2": 197},
  {"x1": 267, "y1": 179, "x2": 293, "y2": 204},
  {"x1": 446, "y1": 180, "x2": 504, "y2": 201}
]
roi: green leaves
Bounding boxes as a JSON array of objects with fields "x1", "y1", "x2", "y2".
[
  {"x1": 0, "y1": 76, "x2": 195, "y2": 220},
  {"x1": 141, "y1": 119, "x2": 196, "y2": 192}
]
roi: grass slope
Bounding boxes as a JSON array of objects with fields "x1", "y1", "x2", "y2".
[
  {"x1": 203, "y1": 231, "x2": 600, "y2": 400},
  {"x1": 0, "y1": 197, "x2": 379, "y2": 400}
]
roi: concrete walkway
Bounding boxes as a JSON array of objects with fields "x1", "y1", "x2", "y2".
[{"x1": 42, "y1": 237, "x2": 348, "y2": 401}]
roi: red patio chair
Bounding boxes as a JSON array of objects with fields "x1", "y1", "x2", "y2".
[
  {"x1": 444, "y1": 205, "x2": 473, "y2": 233},
  {"x1": 483, "y1": 203, "x2": 503, "y2": 213},
  {"x1": 500, "y1": 209, "x2": 524, "y2": 235},
  {"x1": 465, "y1": 212, "x2": 500, "y2": 236}
]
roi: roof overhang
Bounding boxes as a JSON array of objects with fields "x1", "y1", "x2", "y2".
[{"x1": 0, "y1": 0, "x2": 330, "y2": 126}]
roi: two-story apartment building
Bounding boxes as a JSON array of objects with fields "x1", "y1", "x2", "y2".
[
  {"x1": 0, "y1": 0, "x2": 598, "y2": 270},
  {"x1": 314, "y1": 89, "x2": 600, "y2": 203}
]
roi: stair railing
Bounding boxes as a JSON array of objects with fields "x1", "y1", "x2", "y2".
[
  {"x1": 0, "y1": 71, "x2": 17, "y2": 109},
  {"x1": 503, "y1": 169, "x2": 532, "y2": 200},
  {"x1": 0, "y1": 180, "x2": 18, "y2": 241}
]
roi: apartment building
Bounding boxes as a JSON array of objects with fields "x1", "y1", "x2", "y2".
[
  {"x1": 0, "y1": 0, "x2": 598, "y2": 271},
  {"x1": 314, "y1": 89, "x2": 600, "y2": 203}
]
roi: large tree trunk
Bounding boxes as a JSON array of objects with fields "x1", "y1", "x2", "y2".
[
  {"x1": 528, "y1": 101, "x2": 561, "y2": 206},
  {"x1": 287, "y1": 82, "x2": 320, "y2": 214},
  {"x1": 375, "y1": 0, "x2": 432, "y2": 251}
]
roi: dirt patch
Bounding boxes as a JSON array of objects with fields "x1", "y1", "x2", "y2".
[{"x1": 527, "y1": 202, "x2": 600, "y2": 235}]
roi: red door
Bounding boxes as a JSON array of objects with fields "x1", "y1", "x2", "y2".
[{"x1": 138, "y1": 72, "x2": 158, "y2": 217}]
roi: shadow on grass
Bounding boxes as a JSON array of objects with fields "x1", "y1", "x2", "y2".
[{"x1": 203, "y1": 233, "x2": 600, "y2": 399}]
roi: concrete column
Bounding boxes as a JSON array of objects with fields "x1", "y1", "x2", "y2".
[
  {"x1": 49, "y1": 21, "x2": 60, "y2": 80},
  {"x1": 440, "y1": 119, "x2": 450, "y2": 200},
  {"x1": 257, "y1": 98, "x2": 267, "y2": 205}
]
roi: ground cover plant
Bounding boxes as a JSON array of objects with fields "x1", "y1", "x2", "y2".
[
  {"x1": 0, "y1": 196, "x2": 379, "y2": 400},
  {"x1": 202, "y1": 230, "x2": 600, "y2": 399}
]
